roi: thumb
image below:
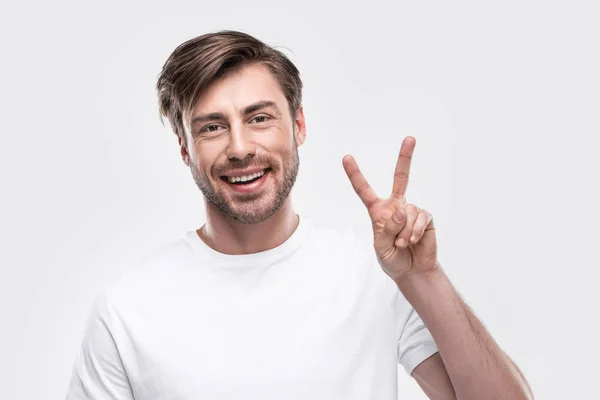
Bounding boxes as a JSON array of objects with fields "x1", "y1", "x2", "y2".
[{"x1": 375, "y1": 207, "x2": 406, "y2": 254}]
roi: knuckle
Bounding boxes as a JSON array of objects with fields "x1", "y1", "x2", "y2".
[
  {"x1": 394, "y1": 171, "x2": 408, "y2": 180},
  {"x1": 356, "y1": 182, "x2": 369, "y2": 194},
  {"x1": 406, "y1": 204, "x2": 418, "y2": 213}
]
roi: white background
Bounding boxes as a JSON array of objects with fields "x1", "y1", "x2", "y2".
[{"x1": 1, "y1": 0, "x2": 599, "y2": 398}]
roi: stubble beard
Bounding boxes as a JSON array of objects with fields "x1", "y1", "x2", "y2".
[{"x1": 189, "y1": 145, "x2": 299, "y2": 224}]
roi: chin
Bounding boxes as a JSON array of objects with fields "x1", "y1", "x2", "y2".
[
  {"x1": 224, "y1": 193, "x2": 288, "y2": 224},
  {"x1": 228, "y1": 203, "x2": 281, "y2": 225}
]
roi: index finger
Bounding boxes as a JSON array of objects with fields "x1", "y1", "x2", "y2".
[
  {"x1": 392, "y1": 136, "x2": 416, "y2": 198},
  {"x1": 342, "y1": 154, "x2": 379, "y2": 209}
]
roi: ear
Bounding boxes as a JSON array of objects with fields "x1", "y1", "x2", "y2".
[
  {"x1": 178, "y1": 135, "x2": 190, "y2": 167},
  {"x1": 294, "y1": 105, "x2": 307, "y2": 147}
]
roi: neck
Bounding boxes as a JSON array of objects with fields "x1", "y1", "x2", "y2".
[{"x1": 197, "y1": 197, "x2": 299, "y2": 255}]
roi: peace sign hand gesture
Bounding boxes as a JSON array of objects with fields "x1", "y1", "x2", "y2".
[{"x1": 343, "y1": 136, "x2": 439, "y2": 283}]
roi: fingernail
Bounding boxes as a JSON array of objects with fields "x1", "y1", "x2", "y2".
[
  {"x1": 410, "y1": 236, "x2": 416, "y2": 243},
  {"x1": 398, "y1": 238, "x2": 406, "y2": 247}
]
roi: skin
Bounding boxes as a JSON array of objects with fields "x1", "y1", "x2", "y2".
[
  {"x1": 178, "y1": 63, "x2": 533, "y2": 398},
  {"x1": 179, "y1": 63, "x2": 306, "y2": 255}
]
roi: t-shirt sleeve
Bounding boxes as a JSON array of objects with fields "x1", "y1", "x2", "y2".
[
  {"x1": 65, "y1": 294, "x2": 134, "y2": 400},
  {"x1": 397, "y1": 302, "x2": 439, "y2": 375}
]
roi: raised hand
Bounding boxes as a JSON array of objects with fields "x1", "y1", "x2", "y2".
[{"x1": 342, "y1": 136, "x2": 439, "y2": 283}]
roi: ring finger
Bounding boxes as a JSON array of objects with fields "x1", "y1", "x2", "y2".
[{"x1": 395, "y1": 204, "x2": 418, "y2": 248}]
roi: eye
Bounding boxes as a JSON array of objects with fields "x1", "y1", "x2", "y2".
[
  {"x1": 251, "y1": 115, "x2": 270, "y2": 124},
  {"x1": 200, "y1": 124, "x2": 223, "y2": 134}
]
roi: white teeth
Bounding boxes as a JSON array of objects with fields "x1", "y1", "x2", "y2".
[{"x1": 227, "y1": 169, "x2": 266, "y2": 183}]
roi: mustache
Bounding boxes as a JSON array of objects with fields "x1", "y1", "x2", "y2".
[{"x1": 213, "y1": 156, "x2": 275, "y2": 175}]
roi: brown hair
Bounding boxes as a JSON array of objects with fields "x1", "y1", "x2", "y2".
[{"x1": 156, "y1": 30, "x2": 303, "y2": 146}]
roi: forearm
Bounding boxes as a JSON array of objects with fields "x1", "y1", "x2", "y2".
[{"x1": 396, "y1": 265, "x2": 533, "y2": 400}]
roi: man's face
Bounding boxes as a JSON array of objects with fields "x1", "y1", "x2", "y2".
[{"x1": 181, "y1": 63, "x2": 306, "y2": 224}]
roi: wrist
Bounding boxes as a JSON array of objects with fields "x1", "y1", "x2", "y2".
[{"x1": 394, "y1": 262, "x2": 446, "y2": 294}]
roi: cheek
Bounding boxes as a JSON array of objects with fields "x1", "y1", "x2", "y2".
[
  {"x1": 193, "y1": 142, "x2": 224, "y2": 169},
  {"x1": 261, "y1": 130, "x2": 296, "y2": 154}
]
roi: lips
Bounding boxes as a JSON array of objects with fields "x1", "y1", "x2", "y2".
[
  {"x1": 220, "y1": 169, "x2": 270, "y2": 194},
  {"x1": 220, "y1": 167, "x2": 270, "y2": 178},
  {"x1": 221, "y1": 168, "x2": 268, "y2": 184}
]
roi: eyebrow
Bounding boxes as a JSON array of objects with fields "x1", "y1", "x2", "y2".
[
  {"x1": 190, "y1": 111, "x2": 227, "y2": 127},
  {"x1": 190, "y1": 100, "x2": 282, "y2": 127},
  {"x1": 242, "y1": 100, "x2": 281, "y2": 117}
]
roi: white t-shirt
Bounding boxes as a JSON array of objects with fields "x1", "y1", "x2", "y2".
[{"x1": 66, "y1": 215, "x2": 438, "y2": 399}]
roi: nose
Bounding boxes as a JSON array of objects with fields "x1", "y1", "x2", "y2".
[{"x1": 226, "y1": 124, "x2": 256, "y2": 160}]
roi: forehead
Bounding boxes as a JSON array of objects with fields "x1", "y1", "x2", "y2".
[{"x1": 190, "y1": 63, "x2": 289, "y2": 118}]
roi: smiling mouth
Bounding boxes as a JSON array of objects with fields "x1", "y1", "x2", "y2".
[{"x1": 220, "y1": 168, "x2": 271, "y2": 185}]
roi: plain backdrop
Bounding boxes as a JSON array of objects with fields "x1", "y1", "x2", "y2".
[{"x1": 1, "y1": 0, "x2": 599, "y2": 398}]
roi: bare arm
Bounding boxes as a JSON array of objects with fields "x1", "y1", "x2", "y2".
[
  {"x1": 397, "y1": 266, "x2": 534, "y2": 400},
  {"x1": 411, "y1": 353, "x2": 457, "y2": 399}
]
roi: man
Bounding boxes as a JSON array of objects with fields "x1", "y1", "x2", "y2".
[{"x1": 66, "y1": 31, "x2": 533, "y2": 399}]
